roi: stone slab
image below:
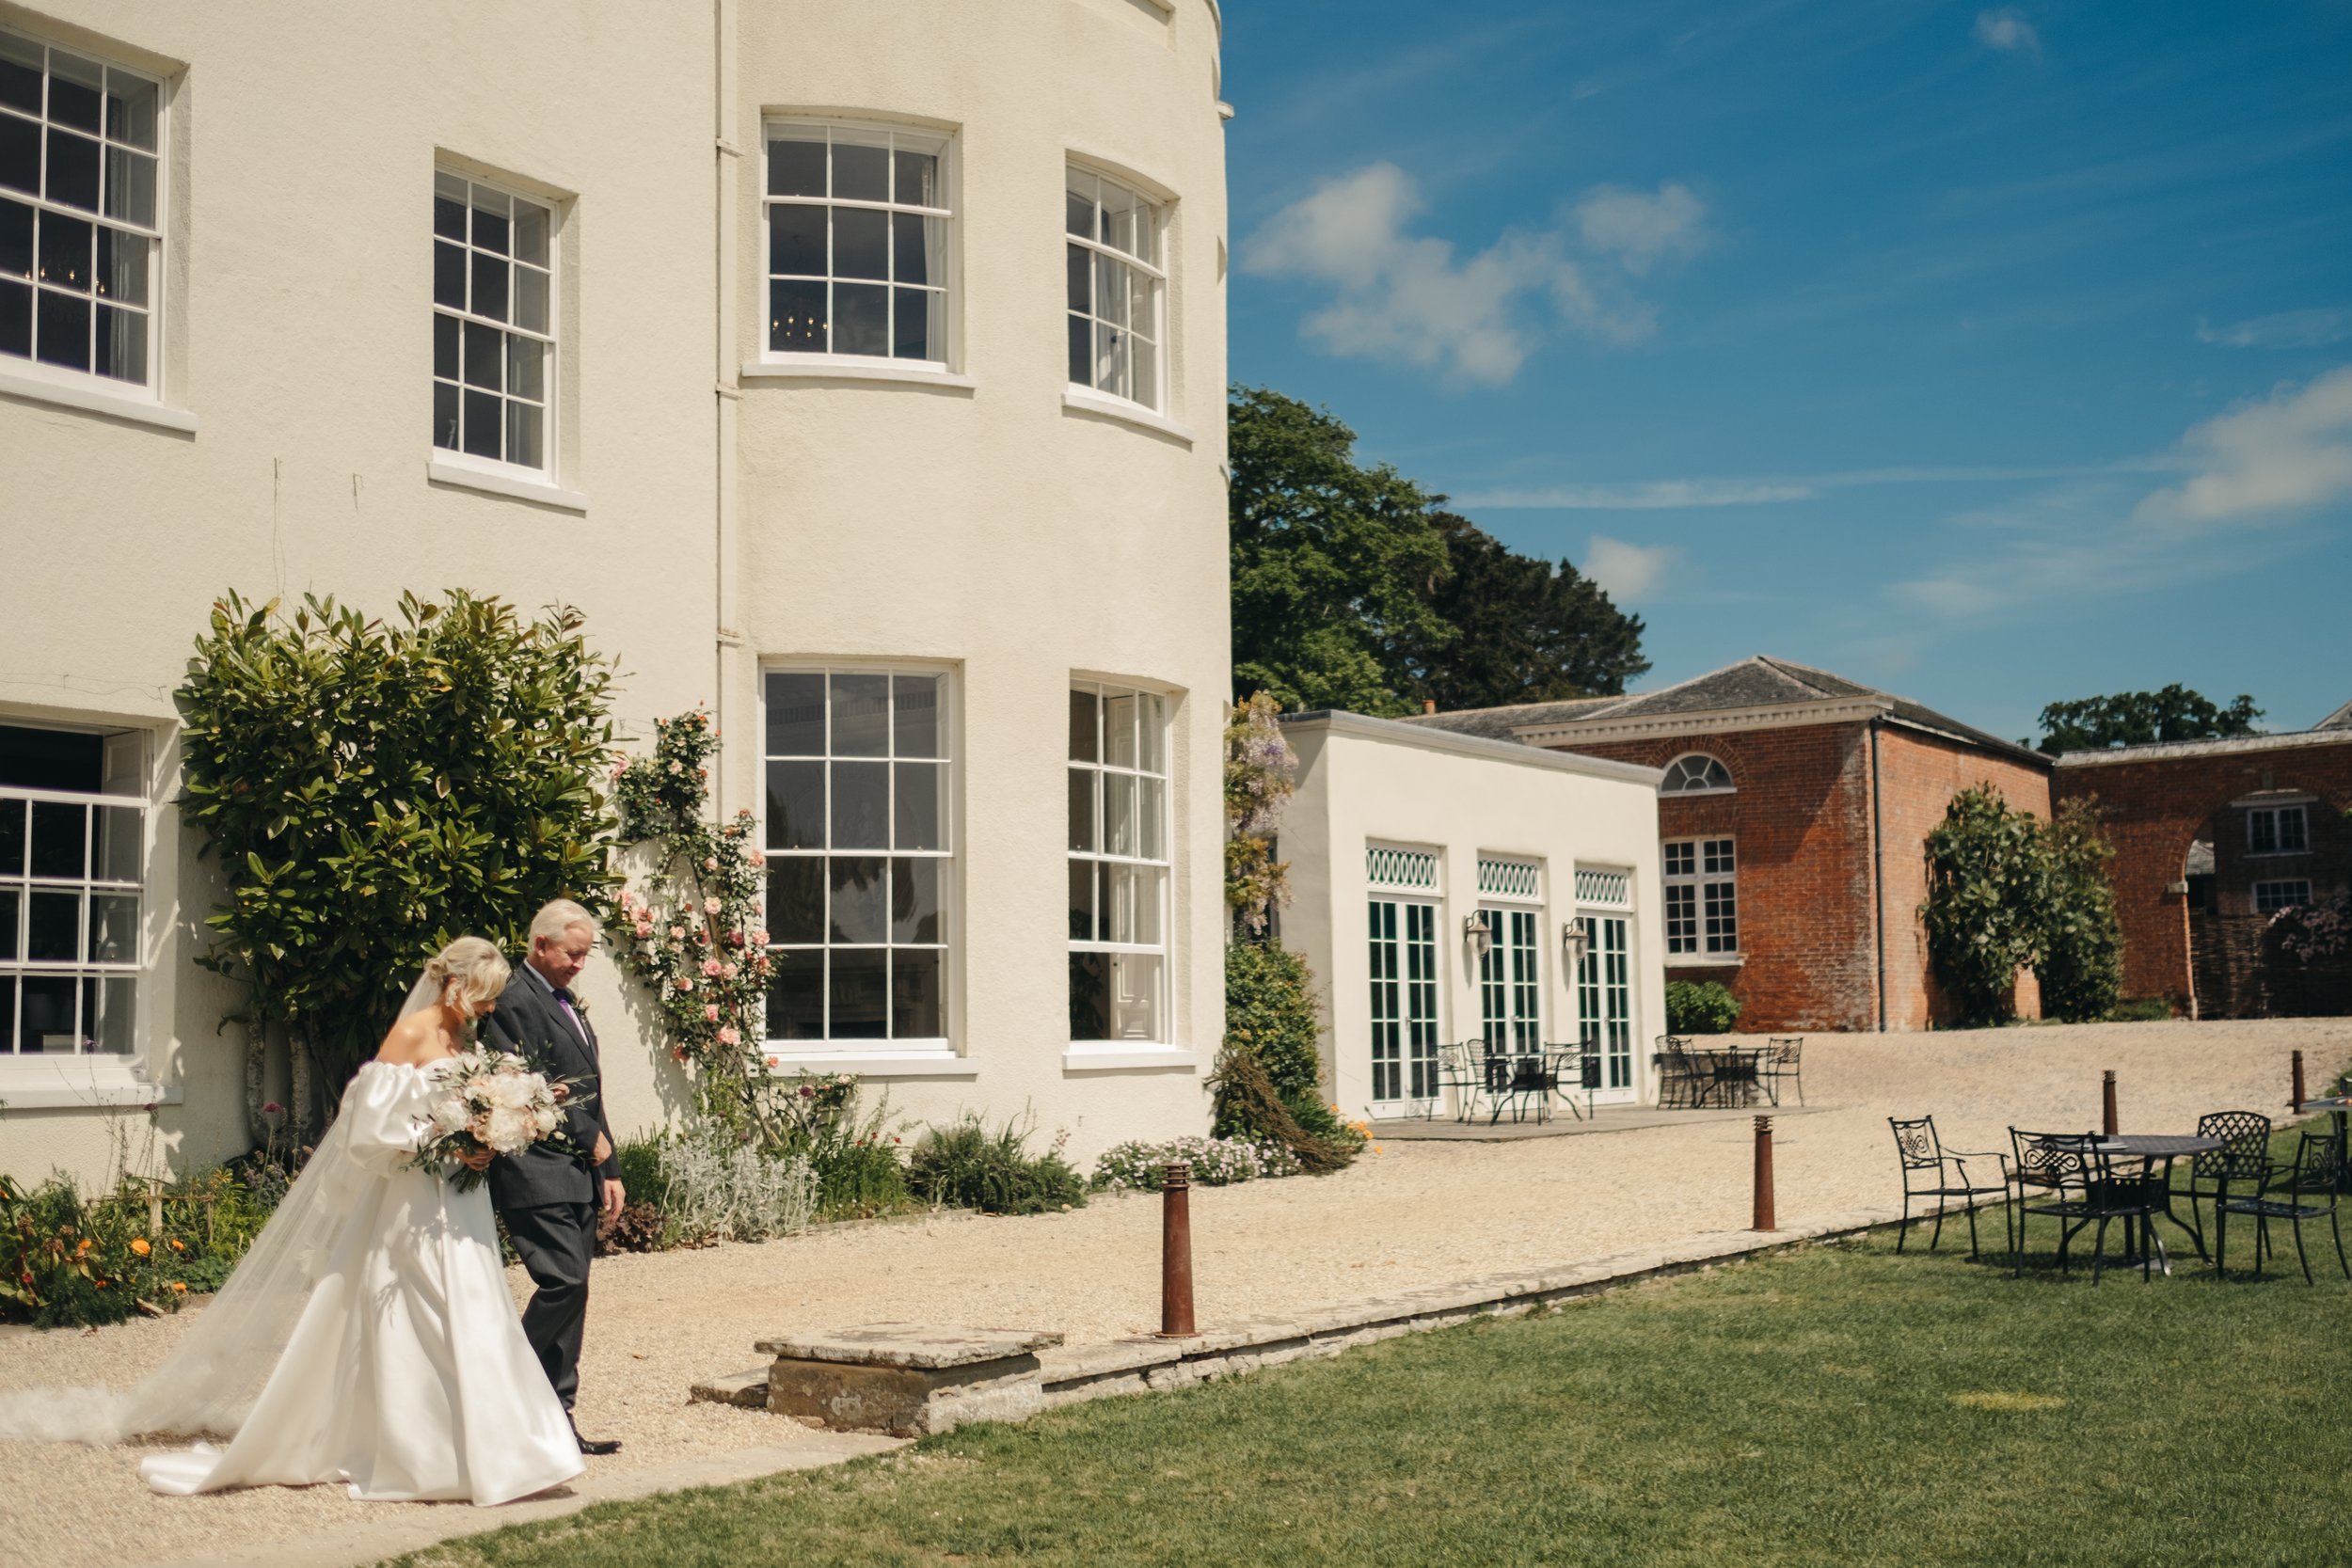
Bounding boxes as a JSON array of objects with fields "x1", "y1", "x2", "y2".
[
  {"x1": 769, "y1": 1352, "x2": 1044, "y2": 1437},
  {"x1": 754, "y1": 1322, "x2": 1065, "y2": 1369},
  {"x1": 689, "y1": 1367, "x2": 773, "y2": 1409}
]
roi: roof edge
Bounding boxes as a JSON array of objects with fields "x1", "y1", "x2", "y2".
[
  {"x1": 1279, "y1": 709, "x2": 1667, "y2": 788},
  {"x1": 2052, "y1": 727, "x2": 2352, "y2": 767}
]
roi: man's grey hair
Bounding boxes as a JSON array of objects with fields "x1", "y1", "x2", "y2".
[{"x1": 529, "y1": 898, "x2": 599, "y2": 945}]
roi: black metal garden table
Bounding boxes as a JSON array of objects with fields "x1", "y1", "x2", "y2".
[{"x1": 2088, "y1": 1133, "x2": 2224, "y2": 1270}]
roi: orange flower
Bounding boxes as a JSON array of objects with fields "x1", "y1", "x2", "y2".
[
  {"x1": 168, "y1": 1239, "x2": 185, "y2": 1252},
  {"x1": 169, "y1": 1281, "x2": 187, "y2": 1293},
  {"x1": 130, "y1": 1237, "x2": 151, "y2": 1257}
]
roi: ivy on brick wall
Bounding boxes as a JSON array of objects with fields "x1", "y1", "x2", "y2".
[{"x1": 1921, "y1": 785, "x2": 2122, "y2": 1026}]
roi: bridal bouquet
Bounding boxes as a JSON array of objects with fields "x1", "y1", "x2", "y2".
[{"x1": 412, "y1": 1049, "x2": 570, "y2": 1191}]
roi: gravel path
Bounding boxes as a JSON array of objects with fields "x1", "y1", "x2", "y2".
[{"x1": 4, "y1": 1018, "x2": 2338, "y2": 1568}]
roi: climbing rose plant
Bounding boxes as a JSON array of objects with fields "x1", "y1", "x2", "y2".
[{"x1": 609, "y1": 711, "x2": 772, "y2": 1132}]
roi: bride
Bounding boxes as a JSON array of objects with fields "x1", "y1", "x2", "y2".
[{"x1": 0, "y1": 937, "x2": 584, "y2": 1506}]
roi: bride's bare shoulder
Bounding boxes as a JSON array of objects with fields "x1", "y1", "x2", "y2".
[{"x1": 373, "y1": 1012, "x2": 445, "y2": 1067}]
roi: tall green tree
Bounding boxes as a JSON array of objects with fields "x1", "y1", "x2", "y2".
[
  {"x1": 1228, "y1": 387, "x2": 1453, "y2": 716},
  {"x1": 1400, "y1": 512, "x2": 1650, "y2": 709},
  {"x1": 2034, "y1": 685, "x2": 2262, "y2": 754}
]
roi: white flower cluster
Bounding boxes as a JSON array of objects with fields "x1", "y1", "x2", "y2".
[
  {"x1": 417, "y1": 1049, "x2": 563, "y2": 1178},
  {"x1": 1092, "y1": 1133, "x2": 1303, "y2": 1193}
]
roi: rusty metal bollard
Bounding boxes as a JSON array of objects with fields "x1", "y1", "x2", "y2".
[
  {"x1": 1752, "y1": 1117, "x2": 1776, "y2": 1232},
  {"x1": 2102, "y1": 1069, "x2": 2118, "y2": 1137},
  {"x1": 1157, "y1": 1162, "x2": 1199, "y2": 1339},
  {"x1": 2293, "y1": 1050, "x2": 2307, "y2": 1115}
]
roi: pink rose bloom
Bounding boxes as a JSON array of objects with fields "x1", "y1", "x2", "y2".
[
  {"x1": 722, "y1": 962, "x2": 739, "y2": 979},
  {"x1": 668, "y1": 760, "x2": 683, "y2": 774},
  {"x1": 670, "y1": 927, "x2": 685, "y2": 941},
  {"x1": 751, "y1": 929, "x2": 770, "y2": 946},
  {"x1": 720, "y1": 1026, "x2": 741, "y2": 1046},
  {"x1": 703, "y1": 1004, "x2": 720, "y2": 1022},
  {"x1": 702, "y1": 958, "x2": 723, "y2": 977},
  {"x1": 704, "y1": 856, "x2": 719, "y2": 871},
  {"x1": 704, "y1": 896, "x2": 723, "y2": 914},
  {"x1": 636, "y1": 921, "x2": 654, "y2": 939},
  {"x1": 675, "y1": 976, "x2": 694, "y2": 993},
  {"x1": 750, "y1": 849, "x2": 767, "y2": 866}
]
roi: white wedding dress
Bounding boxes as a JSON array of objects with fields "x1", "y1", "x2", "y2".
[{"x1": 0, "y1": 1060, "x2": 583, "y2": 1507}]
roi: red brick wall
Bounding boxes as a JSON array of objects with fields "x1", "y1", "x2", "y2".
[
  {"x1": 1543, "y1": 724, "x2": 1879, "y2": 1032},
  {"x1": 1870, "y1": 726, "x2": 2055, "y2": 1030},
  {"x1": 2052, "y1": 737, "x2": 2352, "y2": 1012}
]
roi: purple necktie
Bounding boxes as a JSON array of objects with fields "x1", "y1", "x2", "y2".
[{"x1": 551, "y1": 988, "x2": 589, "y2": 1046}]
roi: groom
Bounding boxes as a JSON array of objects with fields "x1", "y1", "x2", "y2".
[{"x1": 485, "y1": 898, "x2": 626, "y2": 1456}]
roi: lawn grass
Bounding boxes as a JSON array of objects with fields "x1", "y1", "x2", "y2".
[{"x1": 394, "y1": 1201, "x2": 2351, "y2": 1568}]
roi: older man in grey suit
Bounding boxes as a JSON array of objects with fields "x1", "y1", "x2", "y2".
[{"x1": 484, "y1": 898, "x2": 626, "y2": 1455}]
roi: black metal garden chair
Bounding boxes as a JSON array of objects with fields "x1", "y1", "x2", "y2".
[
  {"x1": 2175, "y1": 1110, "x2": 2272, "y2": 1261},
  {"x1": 1758, "y1": 1037, "x2": 1804, "y2": 1107},
  {"x1": 1655, "y1": 1037, "x2": 1704, "y2": 1109},
  {"x1": 2217, "y1": 1131, "x2": 2349, "y2": 1285},
  {"x1": 1437, "y1": 1038, "x2": 1486, "y2": 1123},
  {"x1": 2006, "y1": 1128, "x2": 2094, "y2": 1274},
  {"x1": 1889, "y1": 1116, "x2": 2009, "y2": 1258}
]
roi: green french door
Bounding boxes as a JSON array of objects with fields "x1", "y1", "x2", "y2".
[
  {"x1": 1368, "y1": 897, "x2": 1440, "y2": 1112},
  {"x1": 1478, "y1": 907, "x2": 1542, "y2": 1058},
  {"x1": 1578, "y1": 914, "x2": 1633, "y2": 1090}
]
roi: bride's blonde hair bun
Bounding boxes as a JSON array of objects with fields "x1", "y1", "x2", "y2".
[{"x1": 424, "y1": 936, "x2": 511, "y2": 1017}]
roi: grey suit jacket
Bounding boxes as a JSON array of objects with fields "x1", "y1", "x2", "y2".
[{"x1": 483, "y1": 963, "x2": 619, "y2": 1211}]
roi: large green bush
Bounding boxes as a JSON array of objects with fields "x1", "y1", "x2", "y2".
[
  {"x1": 1212, "y1": 942, "x2": 1363, "y2": 1172},
  {"x1": 906, "y1": 1117, "x2": 1087, "y2": 1216},
  {"x1": 1921, "y1": 784, "x2": 2124, "y2": 1027},
  {"x1": 2038, "y1": 799, "x2": 2124, "y2": 1022},
  {"x1": 1664, "y1": 980, "x2": 1741, "y2": 1036}
]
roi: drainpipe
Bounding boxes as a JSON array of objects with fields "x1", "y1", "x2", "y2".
[
  {"x1": 1869, "y1": 716, "x2": 1887, "y2": 1033},
  {"x1": 712, "y1": 0, "x2": 742, "y2": 807}
]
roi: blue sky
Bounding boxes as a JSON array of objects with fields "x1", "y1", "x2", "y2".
[{"x1": 1221, "y1": 0, "x2": 2352, "y2": 742}]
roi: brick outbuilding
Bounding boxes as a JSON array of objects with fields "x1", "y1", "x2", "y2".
[
  {"x1": 1407, "y1": 657, "x2": 2055, "y2": 1033},
  {"x1": 2051, "y1": 707, "x2": 2352, "y2": 1018}
]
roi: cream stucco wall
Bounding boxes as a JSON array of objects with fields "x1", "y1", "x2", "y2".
[
  {"x1": 1279, "y1": 714, "x2": 1669, "y2": 1120},
  {"x1": 0, "y1": 0, "x2": 1228, "y2": 1187}
]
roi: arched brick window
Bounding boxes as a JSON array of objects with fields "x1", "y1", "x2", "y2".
[{"x1": 1660, "y1": 753, "x2": 1734, "y2": 795}]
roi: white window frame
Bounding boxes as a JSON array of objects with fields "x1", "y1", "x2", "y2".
[
  {"x1": 1577, "y1": 910, "x2": 1637, "y2": 1096},
  {"x1": 1068, "y1": 682, "x2": 1172, "y2": 1046},
  {"x1": 1064, "y1": 164, "x2": 1167, "y2": 413},
  {"x1": 0, "y1": 26, "x2": 166, "y2": 403},
  {"x1": 759, "y1": 119, "x2": 955, "y2": 373},
  {"x1": 0, "y1": 724, "x2": 148, "y2": 1066},
  {"x1": 2248, "y1": 804, "x2": 2310, "y2": 857},
  {"x1": 431, "y1": 168, "x2": 559, "y2": 483},
  {"x1": 1368, "y1": 892, "x2": 1441, "y2": 1114},
  {"x1": 758, "y1": 664, "x2": 955, "y2": 1053},
  {"x1": 2254, "y1": 879, "x2": 2312, "y2": 914},
  {"x1": 1663, "y1": 837, "x2": 1737, "y2": 957},
  {"x1": 1475, "y1": 857, "x2": 1544, "y2": 1061},
  {"x1": 1660, "y1": 753, "x2": 1735, "y2": 796}
]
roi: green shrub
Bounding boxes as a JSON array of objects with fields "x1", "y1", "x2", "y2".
[
  {"x1": 767, "y1": 1072, "x2": 916, "y2": 1220},
  {"x1": 2106, "y1": 996, "x2": 2174, "y2": 1022},
  {"x1": 1092, "y1": 1135, "x2": 1302, "y2": 1192},
  {"x1": 1922, "y1": 785, "x2": 2052, "y2": 1026},
  {"x1": 1664, "y1": 980, "x2": 1741, "y2": 1036},
  {"x1": 2038, "y1": 799, "x2": 2125, "y2": 1023},
  {"x1": 2, "y1": 1164, "x2": 286, "y2": 1329},
  {"x1": 1216, "y1": 941, "x2": 1345, "y2": 1141},
  {"x1": 906, "y1": 1117, "x2": 1087, "y2": 1216}
]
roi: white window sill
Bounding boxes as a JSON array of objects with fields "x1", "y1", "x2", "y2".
[
  {"x1": 1061, "y1": 387, "x2": 1195, "y2": 445},
  {"x1": 0, "y1": 366, "x2": 199, "y2": 433},
  {"x1": 1665, "y1": 952, "x2": 1745, "y2": 968},
  {"x1": 1062, "y1": 1046, "x2": 1200, "y2": 1073},
  {"x1": 0, "y1": 1062, "x2": 182, "y2": 1110},
  {"x1": 739, "y1": 358, "x2": 977, "y2": 391},
  {"x1": 427, "y1": 457, "x2": 588, "y2": 513},
  {"x1": 760, "y1": 1050, "x2": 977, "y2": 1079}
]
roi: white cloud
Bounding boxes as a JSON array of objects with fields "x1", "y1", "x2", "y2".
[
  {"x1": 2197, "y1": 309, "x2": 2352, "y2": 350},
  {"x1": 1242, "y1": 165, "x2": 1697, "y2": 388},
  {"x1": 1582, "y1": 535, "x2": 1677, "y2": 602},
  {"x1": 2134, "y1": 366, "x2": 2352, "y2": 526},
  {"x1": 1973, "y1": 8, "x2": 2042, "y2": 57},
  {"x1": 1573, "y1": 183, "x2": 1709, "y2": 276}
]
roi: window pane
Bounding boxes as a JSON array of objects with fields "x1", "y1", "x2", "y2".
[
  {"x1": 892, "y1": 286, "x2": 939, "y2": 361},
  {"x1": 892, "y1": 948, "x2": 941, "y2": 1038},
  {"x1": 1110, "y1": 953, "x2": 1162, "y2": 1040},
  {"x1": 894, "y1": 148, "x2": 938, "y2": 206},
  {"x1": 433, "y1": 380, "x2": 460, "y2": 450},
  {"x1": 768, "y1": 202, "x2": 825, "y2": 277},
  {"x1": 1068, "y1": 768, "x2": 1097, "y2": 853},
  {"x1": 1066, "y1": 181, "x2": 1093, "y2": 237},
  {"x1": 892, "y1": 213, "x2": 936, "y2": 286},
  {"x1": 93, "y1": 804, "x2": 139, "y2": 881},
  {"x1": 87, "y1": 890, "x2": 135, "y2": 962},
  {"x1": 47, "y1": 128, "x2": 100, "y2": 211},
  {"x1": 435, "y1": 175, "x2": 468, "y2": 239},
  {"x1": 829, "y1": 673, "x2": 890, "y2": 755},
  {"x1": 34, "y1": 287, "x2": 88, "y2": 370},
  {"x1": 765, "y1": 673, "x2": 826, "y2": 755},
  {"x1": 832, "y1": 139, "x2": 888, "y2": 202},
  {"x1": 102, "y1": 146, "x2": 151, "y2": 226},
  {"x1": 0, "y1": 114, "x2": 34, "y2": 197},
  {"x1": 1104, "y1": 693, "x2": 1139, "y2": 768},
  {"x1": 1131, "y1": 335, "x2": 1157, "y2": 410},
  {"x1": 828, "y1": 945, "x2": 887, "y2": 1037},
  {"x1": 94, "y1": 301, "x2": 141, "y2": 382},
  {"x1": 432, "y1": 311, "x2": 460, "y2": 379},
  {"x1": 470, "y1": 251, "x2": 508, "y2": 322},
  {"x1": 1066, "y1": 243, "x2": 1089, "y2": 311},
  {"x1": 0, "y1": 198, "x2": 26, "y2": 277},
  {"x1": 1068, "y1": 313, "x2": 1091, "y2": 388},
  {"x1": 1108, "y1": 864, "x2": 1163, "y2": 945},
  {"x1": 834, "y1": 205, "x2": 886, "y2": 280},
  {"x1": 507, "y1": 334, "x2": 544, "y2": 402},
  {"x1": 893, "y1": 673, "x2": 941, "y2": 757},
  {"x1": 95, "y1": 224, "x2": 143, "y2": 304},
  {"x1": 0, "y1": 887, "x2": 18, "y2": 959},
  {"x1": 831, "y1": 760, "x2": 889, "y2": 849},
  {"x1": 767, "y1": 135, "x2": 825, "y2": 198},
  {"x1": 1094, "y1": 321, "x2": 1126, "y2": 401},
  {"x1": 434, "y1": 240, "x2": 466, "y2": 309},
  {"x1": 766, "y1": 858, "x2": 824, "y2": 944},
  {"x1": 1069, "y1": 951, "x2": 1110, "y2": 1040},
  {"x1": 829, "y1": 856, "x2": 887, "y2": 944},
  {"x1": 0, "y1": 33, "x2": 40, "y2": 115},
  {"x1": 513, "y1": 264, "x2": 547, "y2": 333},
  {"x1": 0, "y1": 797, "x2": 22, "y2": 872},
  {"x1": 462, "y1": 320, "x2": 501, "y2": 389},
  {"x1": 93, "y1": 974, "x2": 133, "y2": 1053},
  {"x1": 1104, "y1": 771, "x2": 1137, "y2": 858},
  {"x1": 49, "y1": 52, "x2": 103, "y2": 132},
  {"x1": 769, "y1": 277, "x2": 826, "y2": 351},
  {"x1": 834, "y1": 281, "x2": 887, "y2": 356},
  {"x1": 512, "y1": 200, "x2": 548, "y2": 267},
  {"x1": 1137, "y1": 777, "x2": 1165, "y2": 862},
  {"x1": 766, "y1": 948, "x2": 824, "y2": 1039},
  {"x1": 894, "y1": 761, "x2": 943, "y2": 850},
  {"x1": 470, "y1": 191, "x2": 509, "y2": 255},
  {"x1": 1069, "y1": 689, "x2": 1099, "y2": 762},
  {"x1": 892, "y1": 856, "x2": 941, "y2": 943},
  {"x1": 504, "y1": 402, "x2": 542, "y2": 469},
  {"x1": 1136, "y1": 694, "x2": 1166, "y2": 773},
  {"x1": 462, "y1": 388, "x2": 501, "y2": 459},
  {"x1": 764, "y1": 760, "x2": 824, "y2": 849},
  {"x1": 104, "y1": 71, "x2": 158, "y2": 150},
  {"x1": 1067, "y1": 860, "x2": 1094, "y2": 942},
  {"x1": 0, "y1": 276, "x2": 24, "y2": 356},
  {"x1": 30, "y1": 800, "x2": 84, "y2": 876},
  {"x1": 23, "y1": 974, "x2": 74, "y2": 1051},
  {"x1": 28, "y1": 888, "x2": 78, "y2": 960},
  {"x1": 37, "y1": 210, "x2": 88, "y2": 290},
  {"x1": 1094, "y1": 253, "x2": 1127, "y2": 328}
]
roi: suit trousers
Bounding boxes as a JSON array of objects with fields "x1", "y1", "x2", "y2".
[{"x1": 502, "y1": 1199, "x2": 596, "y2": 1412}]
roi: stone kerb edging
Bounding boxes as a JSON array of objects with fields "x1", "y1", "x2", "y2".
[{"x1": 695, "y1": 1196, "x2": 1974, "y2": 1431}]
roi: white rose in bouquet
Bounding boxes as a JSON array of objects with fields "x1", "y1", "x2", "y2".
[{"x1": 412, "y1": 1047, "x2": 577, "y2": 1190}]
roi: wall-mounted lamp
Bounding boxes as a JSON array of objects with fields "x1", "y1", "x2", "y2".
[
  {"x1": 1462, "y1": 914, "x2": 1493, "y2": 960},
  {"x1": 1562, "y1": 921, "x2": 1591, "y2": 970}
]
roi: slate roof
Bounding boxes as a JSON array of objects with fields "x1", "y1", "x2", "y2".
[
  {"x1": 1404, "y1": 655, "x2": 2048, "y2": 766},
  {"x1": 2318, "y1": 698, "x2": 2352, "y2": 732}
]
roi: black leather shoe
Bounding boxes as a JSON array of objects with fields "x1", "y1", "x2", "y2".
[{"x1": 571, "y1": 1421, "x2": 621, "y2": 1456}]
